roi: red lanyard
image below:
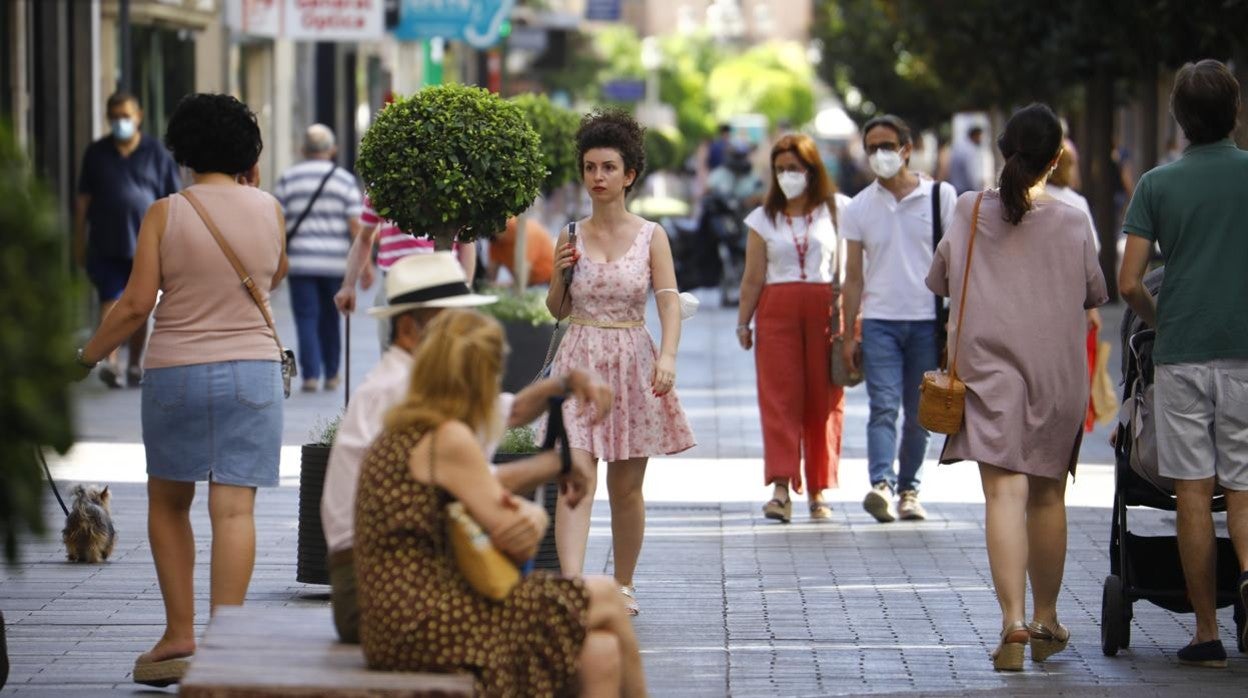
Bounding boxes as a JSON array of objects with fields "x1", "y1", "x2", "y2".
[{"x1": 784, "y1": 211, "x2": 814, "y2": 280}]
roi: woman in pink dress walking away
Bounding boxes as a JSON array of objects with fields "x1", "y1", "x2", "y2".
[{"x1": 546, "y1": 109, "x2": 696, "y2": 615}]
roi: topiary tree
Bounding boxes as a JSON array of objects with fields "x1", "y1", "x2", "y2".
[
  {"x1": 356, "y1": 84, "x2": 545, "y2": 251},
  {"x1": 644, "y1": 125, "x2": 684, "y2": 177},
  {"x1": 509, "y1": 93, "x2": 580, "y2": 196},
  {"x1": 0, "y1": 123, "x2": 79, "y2": 565}
]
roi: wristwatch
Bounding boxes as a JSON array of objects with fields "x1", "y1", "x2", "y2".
[{"x1": 75, "y1": 347, "x2": 98, "y2": 369}]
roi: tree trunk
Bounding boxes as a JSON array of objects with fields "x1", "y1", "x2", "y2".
[
  {"x1": 1086, "y1": 67, "x2": 1119, "y2": 302},
  {"x1": 431, "y1": 227, "x2": 457, "y2": 252},
  {"x1": 1138, "y1": 62, "x2": 1160, "y2": 175}
]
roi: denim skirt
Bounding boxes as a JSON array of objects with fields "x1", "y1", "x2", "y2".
[{"x1": 141, "y1": 360, "x2": 283, "y2": 487}]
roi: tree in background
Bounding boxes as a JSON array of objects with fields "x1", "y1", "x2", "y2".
[
  {"x1": 707, "y1": 42, "x2": 816, "y2": 130},
  {"x1": 813, "y1": 0, "x2": 1248, "y2": 299}
]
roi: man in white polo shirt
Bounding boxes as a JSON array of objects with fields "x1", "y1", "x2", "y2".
[
  {"x1": 840, "y1": 114, "x2": 958, "y2": 524},
  {"x1": 321, "y1": 252, "x2": 613, "y2": 643}
]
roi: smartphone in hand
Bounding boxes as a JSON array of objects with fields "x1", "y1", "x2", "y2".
[{"x1": 563, "y1": 222, "x2": 578, "y2": 285}]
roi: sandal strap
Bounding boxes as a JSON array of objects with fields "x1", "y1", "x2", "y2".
[
  {"x1": 1000, "y1": 621, "x2": 1029, "y2": 642},
  {"x1": 1026, "y1": 620, "x2": 1069, "y2": 641}
]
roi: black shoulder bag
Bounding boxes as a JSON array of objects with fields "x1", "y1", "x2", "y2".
[
  {"x1": 286, "y1": 165, "x2": 337, "y2": 243},
  {"x1": 931, "y1": 181, "x2": 949, "y2": 369}
]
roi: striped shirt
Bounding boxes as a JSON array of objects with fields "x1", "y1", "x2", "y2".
[
  {"x1": 359, "y1": 196, "x2": 461, "y2": 270},
  {"x1": 274, "y1": 160, "x2": 363, "y2": 277}
]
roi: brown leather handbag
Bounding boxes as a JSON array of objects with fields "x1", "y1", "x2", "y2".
[
  {"x1": 827, "y1": 202, "x2": 863, "y2": 387},
  {"x1": 918, "y1": 192, "x2": 983, "y2": 434}
]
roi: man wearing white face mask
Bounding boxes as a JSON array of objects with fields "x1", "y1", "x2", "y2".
[
  {"x1": 73, "y1": 91, "x2": 182, "y2": 388},
  {"x1": 840, "y1": 115, "x2": 958, "y2": 523}
]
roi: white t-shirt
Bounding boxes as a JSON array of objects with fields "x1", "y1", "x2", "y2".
[
  {"x1": 1044, "y1": 185, "x2": 1101, "y2": 252},
  {"x1": 840, "y1": 177, "x2": 958, "y2": 320},
  {"x1": 743, "y1": 195, "x2": 852, "y2": 284},
  {"x1": 321, "y1": 346, "x2": 513, "y2": 554}
]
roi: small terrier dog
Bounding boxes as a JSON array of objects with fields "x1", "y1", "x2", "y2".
[{"x1": 62, "y1": 484, "x2": 117, "y2": 563}]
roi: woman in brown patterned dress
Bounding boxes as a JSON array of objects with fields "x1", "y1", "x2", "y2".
[{"x1": 354, "y1": 309, "x2": 647, "y2": 697}]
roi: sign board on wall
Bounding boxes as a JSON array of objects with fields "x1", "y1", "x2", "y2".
[
  {"x1": 226, "y1": 0, "x2": 385, "y2": 40},
  {"x1": 585, "y1": 0, "x2": 622, "y2": 21},
  {"x1": 392, "y1": 0, "x2": 515, "y2": 49}
]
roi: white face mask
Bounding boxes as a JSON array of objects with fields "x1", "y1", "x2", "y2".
[
  {"x1": 777, "y1": 171, "x2": 808, "y2": 200},
  {"x1": 868, "y1": 150, "x2": 904, "y2": 179},
  {"x1": 111, "y1": 118, "x2": 136, "y2": 141}
]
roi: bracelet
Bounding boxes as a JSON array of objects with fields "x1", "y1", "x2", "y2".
[{"x1": 736, "y1": 324, "x2": 751, "y2": 333}]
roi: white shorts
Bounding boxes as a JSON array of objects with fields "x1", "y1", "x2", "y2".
[{"x1": 1155, "y1": 359, "x2": 1248, "y2": 490}]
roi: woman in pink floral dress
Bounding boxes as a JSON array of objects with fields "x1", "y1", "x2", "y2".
[{"x1": 546, "y1": 109, "x2": 696, "y2": 615}]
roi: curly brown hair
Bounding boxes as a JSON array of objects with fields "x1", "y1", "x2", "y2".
[{"x1": 575, "y1": 108, "x2": 646, "y2": 194}]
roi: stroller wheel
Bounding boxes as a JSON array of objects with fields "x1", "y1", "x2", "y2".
[{"x1": 1102, "y1": 575, "x2": 1125, "y2": 656}]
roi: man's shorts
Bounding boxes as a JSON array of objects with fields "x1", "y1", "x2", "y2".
[
  {"x1": 86, "y1": 256, "x2": 133, "y2": 302},
  {"x1": 1155, "y1": 359, "x2": 1248, "y2": 490}
]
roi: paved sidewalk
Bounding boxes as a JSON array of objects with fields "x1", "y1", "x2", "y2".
[{"x1": 5, "y1": 290, "x2": 1246, "y2": 695}]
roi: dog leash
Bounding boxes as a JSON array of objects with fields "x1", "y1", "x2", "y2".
[{"x1": 36, "y1": 447, "x2": 71, "y2": 517}]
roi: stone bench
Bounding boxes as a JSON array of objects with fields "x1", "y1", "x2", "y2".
[{"x1": 179, "y1": 606, "x2": 474, "y2": 697}]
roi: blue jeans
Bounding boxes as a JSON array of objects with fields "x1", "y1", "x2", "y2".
[
  {"x1": 862, "y1": 319, "x2": 937, "y2": 492},
  {"x1": 289, "y1": 274, "x2": 343, "y2": 381}
]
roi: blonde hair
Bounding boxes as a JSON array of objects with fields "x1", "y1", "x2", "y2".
[{"x1": 384, "y1": 309, "x2": 507, "y2": 444}]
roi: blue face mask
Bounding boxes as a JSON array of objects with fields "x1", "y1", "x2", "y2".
[{"x1": 111, "y1": 118, "x2": 136, "y2": 141}]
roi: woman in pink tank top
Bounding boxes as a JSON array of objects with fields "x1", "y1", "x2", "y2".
[{"x1": 77, "y1": 93, "x2": 287, "y2": 688}]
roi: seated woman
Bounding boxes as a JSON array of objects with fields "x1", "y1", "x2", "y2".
[{"x1": 354, "y1": 309, "x2": 646, "y2": 697}]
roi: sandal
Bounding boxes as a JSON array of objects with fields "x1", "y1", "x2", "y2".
[
  {"x1": 133, "y1": 651, "x2": 193, "y2": 687},
  {"x1": 991, "y1": 621, "x2": 1029, "y2": 672},
  {"x1": 1027, "y1": 620, "x2": 1070, "y2": 662},
  {"x1": 762, "y1": 498, "x2": 792, "y2": 523},
  {"x1": 809, "y1": 501, "x2": 833, "y2": 521},
  {"x1": 619, "y1": 585, "x2": 639, "y2": 617}
]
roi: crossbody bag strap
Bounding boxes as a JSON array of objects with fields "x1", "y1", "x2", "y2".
[
  {"x1": 949, "y1": 192, "x2": 984, "y2": 383},
  {"x1": 286, "y1": 165, "x2": 336, "y2": 243},
  {"x1": 181, "y1": 190, "x2": 284, "y2": 356},
  {"x1": 931, "y1": 180, "x2": 944, "y2": 321}
]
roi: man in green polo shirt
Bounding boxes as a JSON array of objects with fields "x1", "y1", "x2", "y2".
[{"x1": 1120, "y1": 59, "x2": 1248, "y2": 669}]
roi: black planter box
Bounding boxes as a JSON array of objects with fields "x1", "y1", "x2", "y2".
[
  {"x1": 500, "y1": 320, "x2": 556, "y2": 394},
  {"x1": 297, "y1": 444, "x2": 332, "y2": 585},
  {"x1": 494, "y1": 452, "x2": 561, "y2": 573}
]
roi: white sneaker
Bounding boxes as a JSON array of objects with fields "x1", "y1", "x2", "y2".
[
  {"x1": 898, "y1": 490, "x2": 928, "y2": 521},
  {"x1": 862, "y1": 482, "x2": 896, "y2": 523}
]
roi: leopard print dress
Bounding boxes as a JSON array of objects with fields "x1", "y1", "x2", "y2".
[{"x1": 355, "y1": 426, "x2": 590, "y2": 696}]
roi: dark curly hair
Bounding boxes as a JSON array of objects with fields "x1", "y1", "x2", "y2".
[
  {"x1": 575, "y1": 108, "x2": 645, "y2": 194},
  {"x1": 164, "y1": 93, "x2": 263, "y2": 175}
]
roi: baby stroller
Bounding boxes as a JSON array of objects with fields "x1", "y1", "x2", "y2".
[{"x1": 1102, "y1": 268, "x2": 1246, "y2": 656}]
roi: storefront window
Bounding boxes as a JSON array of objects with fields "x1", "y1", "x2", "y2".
[{"x1": 130, "y1": 24, "x2": 195, "y2": 138}]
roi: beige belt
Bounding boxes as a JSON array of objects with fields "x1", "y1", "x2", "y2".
[{"x1": 569, "y1": 316, "x2": 644, "y2": 329}]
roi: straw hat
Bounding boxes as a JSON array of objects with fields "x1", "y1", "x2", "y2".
[{"x1": 367, "y1": 252, "x2": 496, "y2": 318}]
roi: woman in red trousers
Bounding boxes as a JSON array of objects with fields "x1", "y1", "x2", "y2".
[{"x1": 737, "y1": 133, "x2": 850, "y2": 522}]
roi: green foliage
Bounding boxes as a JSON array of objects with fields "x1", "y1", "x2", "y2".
[
  {"x1": 814, "y1": 0, "x2": 1248, "y2": 131},
  {"x1": 356, "y1": 85, "x2": 545, "y2": 250},
  {"x1": 0, "y1": 124, "x2": 79, "y2": 563},
  {"x1": 707, "y1": 42, "x2": 816, "y2": 130},
  {"x1": 498, "y1": 425, "x2": 539, "y2": 455},
  {"x1": 307, "y1": 413, "x2": 343, "y2": 447},
  {"x1": 509, "y1": 93, "x2": 581, "y2": 195},
  {"x1": 644, "y1": 125, "x2": 684, "y2": 175},
  {"x1": 477, "y1": 285, "x2": 555, "y2": 326}
]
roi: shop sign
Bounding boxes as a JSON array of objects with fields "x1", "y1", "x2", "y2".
[
  {"x1": 585, "y1": 0, "x2": 621, "y2": 21},
  {"x1": 392, "y1": 0, "x2": 515, "y2": 49},
  {"x1": 226, "y1": 0, "x2": 385, "y2": 40},
  {"x1": 286, "y1": 0, "x2": 385, "y2": 40}
]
